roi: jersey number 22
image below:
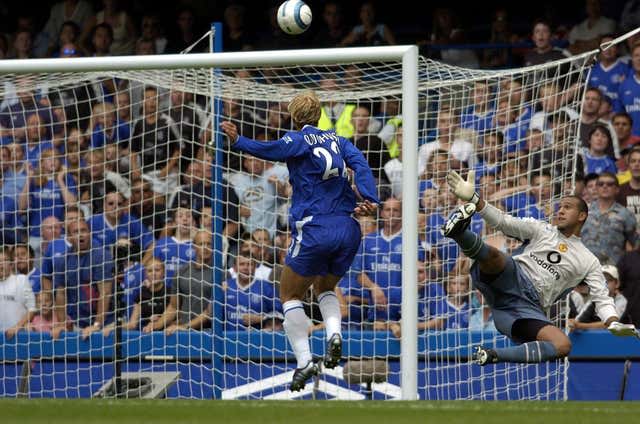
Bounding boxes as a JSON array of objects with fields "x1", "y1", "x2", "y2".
[{"x1": 313, "y1": 141, "x2": 347, "y2": 180}]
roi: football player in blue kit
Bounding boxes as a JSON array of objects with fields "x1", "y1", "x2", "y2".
[{"x1": 220, "y1": 91, "x2": 379, "y2": 391}]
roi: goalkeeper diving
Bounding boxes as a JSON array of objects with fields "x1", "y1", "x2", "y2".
[{"x1": 442, "y1": 169, "x2": 638, "y2": 365}]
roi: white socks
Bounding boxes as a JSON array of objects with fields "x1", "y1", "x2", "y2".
[
  {"x1": 318, "y1": 291, "x2": 342, "y2": 341},
  {"x1": 283, "y1": 300, "x2": 312, "y2": 368}
]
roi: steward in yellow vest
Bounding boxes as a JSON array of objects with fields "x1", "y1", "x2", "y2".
[{"x1": 317, "y1": 104, "x2": 356, "y2": 138}]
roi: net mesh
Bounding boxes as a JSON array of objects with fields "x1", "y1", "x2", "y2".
[{"x1": 0, "y1": 49, "x2": 597, "y2": 400}]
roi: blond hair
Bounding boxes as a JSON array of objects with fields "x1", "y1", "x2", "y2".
[{"x1": 288, "y1": 91, "x2": 321, "y2": 128}]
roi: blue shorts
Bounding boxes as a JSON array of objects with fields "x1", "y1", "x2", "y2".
[
  {"x1": 285, "y1": 215, "x2": 361, "y2": 277},
  {"x1": 471, "y1": 256, "x2": 551, "y2": 342}
]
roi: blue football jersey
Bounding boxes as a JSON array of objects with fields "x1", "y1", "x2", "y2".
[
  {"x1": 425, "y1": 213, "x2": 460, "y2": 272},
  {"x1": 224, "y1": 276, "x2": 282, "y2": 331},
  {"x1": 153, "y1": 237, "x2": 197, "y2": 281},
  {"x1": 503, "y1": 192, "x2": 547, "y2": 220},
  {"x1": 26, "y1": 174, "x2": 77, "y2": 236},
  {"x1": 589, "y1": 59, "x2": 629, "y2": 101},
  {"x1": 121, "y1": 261, "x2": 145, "y2": 318},
  {"x1": 88, "y1": 213, "x2": 154, "y2": 251},
  {"x1": 352, "y1": 230, "x2": 403, "y2": 295},
  {"x1": 0, "y1": 195, "x2": 23, "y2": 243},
  {"x1": 582, "y1": 150, "x2": 618, "y2": 175},
  {"x1": 615, "y1": 74, "x2": 640, "y2": 136},
  {"x1": 502, "y1": 121, "x2": 529, "y2": 153},
  {"x1": 27, "y1": 266, "x2": 42, "y2": 294},
  {"x1": 43, "y1": 238, "x2": 114, "y2": 327},
  {"x1": 338, "y1": 267, "x2": 370, "y2": 325},
  {"x1": 40, "y1": 238, "x2": 69, "y2": 279},
  {"x1": 233, "y1": 125, "x2": 379, "y2": 224},
  {"x1": 369, "y1": 281, "x2": 446, "y2": 323},
  {"x1": 429, "y1": 297, "x2": 470, "y2": 330},
  {"x1": 460, "y1": 104, "x2": 495, "y2": 134},
  {"x1": 25, "y1": 141, "x2": 54, "y2": 169},
  {"x1": 90, "y1": 120, "x2": 131, "y2": 149},
  {"x1": 417, "y1": 282, "x2": 446, "y2": 323}
]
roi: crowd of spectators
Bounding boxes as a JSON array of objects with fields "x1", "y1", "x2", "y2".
[
  {"x1": 1, "y1": 0, "x2": 640, "y2": 342},
  {"x1": 0, "y1": 1, "x2": 637, "y2": 68}
]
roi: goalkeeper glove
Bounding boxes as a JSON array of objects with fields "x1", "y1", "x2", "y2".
[
  {"x1": 446, "y1": 170, "x2": 479, "y2": 204},
  {"x1": 607, "y1": 321, "x2": 639, "y2": 337}
]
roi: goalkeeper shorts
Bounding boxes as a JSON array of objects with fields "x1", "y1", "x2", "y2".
[{"x1": 471, "y1": 256, "x2": 551, "y2": 342}]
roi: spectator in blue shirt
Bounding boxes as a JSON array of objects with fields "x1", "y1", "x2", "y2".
[
  {"x1": 581, "y1": 124, "x2": 618, "y2": 175},
  {"x1": 474, "y1": 131, "x2": 502, "y2": 180},
  {"x1": 23, "y1": 113, "x2": 54, "y2": 169},
  {"x1": 87, "y1": 190, "x2": 154, "y2": 253},
  {"x1": 614, "y1": 42, "x2": 640, "y2": 136},
  {"x1": 389, "y1": 260, "x2": 447, "y2": 337},
  {"x1": 1, "y1": 144, "x2": 27, "y2": 203},
  {"x1": 589, "y1": 34, "x2": 629, "y2": 104},
  {"x1": 18, "y1": 148, "x2": 77, "y2": 245},
  {"x1": 112, "y1": 237, "x2": 144, "y2": 320},
  {"x1": 0, "y1": 86, "x2": 51, "y2": 144},
  {"x1": 42, "y1": 219, "x2": 114, "y2": 339},
  {"x1": 0, "y1": 192, "x2": 24, "y2": 244},
  {"x1": 460, "y1": 80, "x2": 495, "y2": 135},
  {"x1": 425, "y1": 273, "x2": 471, "y2": 330},
  {"x1": 89, "y1": 101, "x2": 131, "y2": 149},
  {"x1": 149, "y1": 206, "x2": 197, "y2": 282},
  {"x1": 355, "y1": 197, "x2": 403, "y2": 318},
  {"x1": 503, "y1": 172, "x2": 552, "y2": 219},
  {"x1": 224, "y1": 250, "x2": 283, "y2": 331}
]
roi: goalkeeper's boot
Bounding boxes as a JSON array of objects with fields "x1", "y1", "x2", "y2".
[
  {"x1": 441, "y1": 203, "x2": 476, "y2": 239},
  {"x1": 472, "y1": 346, "x2": 498, "y2": 366},
  {"x1": 323, "y1": 333, "x2": 342, "y2": 369},
  {"x1": 290, "y1": 360, "x2": 319, "y2": 392}
]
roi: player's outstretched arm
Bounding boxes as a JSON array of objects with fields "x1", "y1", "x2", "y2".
[
  {"x1": 580, "y1": 260, "x2": 639, "y2": 337},
  {"x1": 219, "y1": 121, "x2": 303, "y2": 162},
  {"x1": 446, "y1": 170, "x2": 541, "y2": 241}
]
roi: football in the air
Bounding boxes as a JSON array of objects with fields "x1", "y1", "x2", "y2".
[{"x1": 277, "y1": 0, "x2": 312, "y2": 35}]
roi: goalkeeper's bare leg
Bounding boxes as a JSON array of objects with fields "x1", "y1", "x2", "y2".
[
  {"x1": 280, "y1": 266, "x2": 344, "y2": 391},
  {"x1": 443, "y1": 202, "x2": 568, "y2": 365}
]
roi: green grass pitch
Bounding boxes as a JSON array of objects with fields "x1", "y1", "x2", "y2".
[{"x1": 4, "y1": 400, "x2": 640, "y2": 424}]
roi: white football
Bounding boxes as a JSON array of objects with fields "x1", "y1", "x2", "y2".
[{"x1": 277, "y1": 0, "x2": 312, "y2": 35}]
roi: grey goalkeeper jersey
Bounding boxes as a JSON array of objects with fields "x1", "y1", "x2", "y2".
[{"x1": 478, "y1": 203, "x2": 618, "y2": 322}]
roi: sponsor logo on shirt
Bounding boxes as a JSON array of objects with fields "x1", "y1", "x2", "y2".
[{"x1": 529, "y1": 251, "x2": 561, "y2": 281}]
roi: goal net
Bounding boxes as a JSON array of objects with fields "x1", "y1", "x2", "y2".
[{"x1": 0, "y1": 46, "x2": 597, "y2": 400}]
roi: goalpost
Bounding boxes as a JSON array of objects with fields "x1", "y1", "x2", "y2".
[{"x1": 0, "y1": 41, "x2": 611, "y2": 400}]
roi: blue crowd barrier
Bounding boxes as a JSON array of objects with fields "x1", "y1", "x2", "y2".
[
  {"x1": 0, "y1": 330, "x2": 519, "y2": 361},
  {"x1": 0, "y1": 330, "x2": 638, "y2": 399}
]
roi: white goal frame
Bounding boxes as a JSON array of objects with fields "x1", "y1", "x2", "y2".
[{"x1": 0, "y1": 46, "x2": 420, "y2": 400}]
